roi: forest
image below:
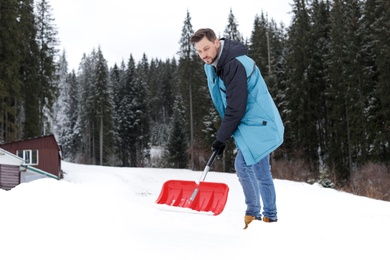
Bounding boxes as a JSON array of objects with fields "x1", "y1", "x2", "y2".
[{"x1": 0, "y1": 0, "x2": 389, "y2": 201}]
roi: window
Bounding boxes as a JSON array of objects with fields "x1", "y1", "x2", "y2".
[{"x1": 16, "y1": 150, "x2": 39, "y2": 165}]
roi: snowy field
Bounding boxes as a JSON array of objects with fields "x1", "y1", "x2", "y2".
[{"x1": 1, "y1": 161, "x2": 389, "y2": 260}]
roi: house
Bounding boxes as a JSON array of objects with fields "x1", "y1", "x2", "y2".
[
  {"x1": 0, "y1": 134, "x2": 62, "y2": 190},
  {"x1": 0, "y1": 147, "x2": 59, "y2": 190}
]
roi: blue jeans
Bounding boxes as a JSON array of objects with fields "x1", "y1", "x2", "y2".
[{"x1": 234, "y1": 150, "x2": 277, "y2": 220}]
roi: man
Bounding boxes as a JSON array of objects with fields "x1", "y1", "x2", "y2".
[{"x1": 191, "y1": 28, "x2": 284, "y2": 229}]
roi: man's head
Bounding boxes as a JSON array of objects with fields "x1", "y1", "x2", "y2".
[{"x1": 191, "y1": 28, "x2": 220, "y2": 64}]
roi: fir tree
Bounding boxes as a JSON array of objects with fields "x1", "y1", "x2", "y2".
[
  {"x1": 176, "y1": 10, "x2": 195, "y2": 169},
  {"x1": 326, "y1": 0, "x2": 367, "y2": 182},
  {"x1": 0, "y1": 0, "x2": 23, "y2": 141},
  {"x1": 133, "y1": 56, "x2": 151, "y2": 166},
  {"x1": 364, "y1": 0, "x2": 390, "y2": 164},
  {"x1": 34, "y1": 0, "x2": 59, "y2": 135},
  {"x1": 305, "y1": 0, "x2": 331, "y2": 171},
  {"x1": 66, "y1": 70, "x2": 81, "y2": 161},
  {"x1": 78, "y1": 52, "x2": 96, "y2": 163},
  {"x1": 93, "y1": 47, "x2": 113, "y2": 165},
  {"x1": 53, "y1": 50, "x2": 71, "y2": 154},
  {"x1": 223, "y1": 8, "x2": 244, "y2": 42},
  {"x1": 110, "y1": 62, "x2": 124, "y2": 165},
  {"x1": 19, "y1": 0, "x2": 40, "y2": 138},
  {"x1": 112, "y1": 60, "x2": 131, "y2": 166},
  {"x1": 249, "y1": 12, "x2": 270, "y2": 78},
  {"x1": 284, "y1": 0, "x2": 312, "y2": 163},
  {"x1": 118, "y1": 55, "x2": 138, "y2": 166},
  {"x1": 164, "y1": 96, "x2": 188, "y2": 168},
  {"x1": 161, "y1": 58, "x2": 177, "y2": 124}
]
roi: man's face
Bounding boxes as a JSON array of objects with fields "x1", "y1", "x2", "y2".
[{"x1": 194, "y1": 37, "x2": 220, "y2": 64}]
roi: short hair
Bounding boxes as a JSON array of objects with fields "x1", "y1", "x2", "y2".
[{"x1": 190, "y1": 28, "x2": 217, "y2": 44}]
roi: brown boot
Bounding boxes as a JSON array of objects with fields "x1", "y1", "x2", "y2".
[
  {"x1": 243, "y1": 215, "x2": 256, "y2": 229},
  {"x1": 263, "y1": 216, "x2": 278, "y2": 223}
]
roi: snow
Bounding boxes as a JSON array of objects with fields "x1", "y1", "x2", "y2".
[{"x1": 1, "y1": 161, "x2": 389, "y2": 260}]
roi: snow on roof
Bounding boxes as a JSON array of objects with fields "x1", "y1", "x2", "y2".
[{"x1": 0, "y1": 148, "x2": 24, "y2": 166}]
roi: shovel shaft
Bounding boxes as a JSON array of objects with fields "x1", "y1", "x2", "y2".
[{"x1": 197, "y1": 150, "x2": 219, "y2": 184}]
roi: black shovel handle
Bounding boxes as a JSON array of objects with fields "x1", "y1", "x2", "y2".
[
  {"x1": 207, "y1": 149, "x2": 219, "y2": 167},
  {"x1": 198, "y1": 149, "x2": 221, "y2": 183}
]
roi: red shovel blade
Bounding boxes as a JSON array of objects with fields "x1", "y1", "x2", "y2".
[{"x1": 155, "y1": 180, "x2": 229, "y2": 216}]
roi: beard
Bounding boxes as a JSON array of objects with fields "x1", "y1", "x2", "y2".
[{"x1": 209, "y1": 45, "x2": 220, "y2": 64}]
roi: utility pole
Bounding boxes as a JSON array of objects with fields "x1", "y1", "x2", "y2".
[
  {"x1": 266, "y1": 31, "x2": 272, "y2": 74},
  {"x1": 189, "y1": 82, "x2": 194, "y2": 170}
]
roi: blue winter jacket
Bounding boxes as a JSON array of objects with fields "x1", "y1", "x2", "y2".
[{"x1": 205, "y1": 39, "x2": 284, "y2": 165}]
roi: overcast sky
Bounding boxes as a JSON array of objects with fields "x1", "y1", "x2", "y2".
[{"x1": 50, "y1": 0, "x2": 293, "y2": 71}]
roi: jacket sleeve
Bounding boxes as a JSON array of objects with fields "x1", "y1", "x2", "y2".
[{"x1": 216, "y1": 59, "x2": 248, "y2": 143}]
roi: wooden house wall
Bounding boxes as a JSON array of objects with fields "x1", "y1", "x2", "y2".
[{"x1": 0, "y1": 164, "x2": 20, "y2": 190}]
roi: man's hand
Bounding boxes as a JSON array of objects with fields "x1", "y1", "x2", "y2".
[{"x1": 212, "y1": 139, "x2": 225, "y2": 156}]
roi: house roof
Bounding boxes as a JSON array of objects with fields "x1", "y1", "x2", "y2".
[
  {"x1": 0, "y1": 134, "x2": 60, "y2": 151},
  {"x1": 20, "y1": 165, "x2": 59, "y2": 180},
  {"x1": 0, "y1": 148, "x2": 25, "y2": 166}
]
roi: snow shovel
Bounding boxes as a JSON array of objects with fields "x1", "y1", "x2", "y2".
[{"x1": 155, "y1": 150, "x2": 229, "y2": 216}]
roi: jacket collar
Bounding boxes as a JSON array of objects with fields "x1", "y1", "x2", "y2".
[{"x1": 212, "y1": 39, "x2": 224, "y2": 68}]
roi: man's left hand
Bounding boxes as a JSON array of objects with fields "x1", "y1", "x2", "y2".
[{"x1": 212, "y1": 139, "x2": 225, "y2": 155}]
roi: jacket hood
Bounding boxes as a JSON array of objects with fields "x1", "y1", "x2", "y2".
[{"x1": 217, "y1": 38, "x2": 248, "y2": 68}]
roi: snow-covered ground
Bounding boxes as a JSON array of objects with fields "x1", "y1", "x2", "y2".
[{"x1": 1, "y1": 161, "x2": 389, "y2": 260}]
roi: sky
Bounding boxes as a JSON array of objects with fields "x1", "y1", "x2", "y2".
[
  {"x1": 49, "y1": 0, "x2": 293, "y2": 71},
  {"x1": 1, "y1": 160, "x2": 390, "y2": 260}
]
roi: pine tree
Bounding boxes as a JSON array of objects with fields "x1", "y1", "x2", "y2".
[
  {"x1": 164, "y1": 96, "x2": 188, "y2": 168},
  {"x1": 112, "y1": 60, "x2": 130, "y2": 166},
  {"x1": 66, "y1": 70, "x2": 81, "y2": 160},
  {"x1": 110, "y1": 62, "x2": 124, "y2": 165},
  {"x1": 133, "y1": 55, "x2": 151, "y2": 166},
  {"x1": 284, "y1": 0, "x2": 312, "y2": 163},
  {"x1": 223, "y1": 8, "x2": 244, "y2": 42},
  {"x1": 94, "y1": 47, "x2": 113, "y2": 165},
  {"x1": 325, "y1": 0, "x2": 368, "y2": 182},
  {"x1": 53, "y1": 50, "x2": 71, "y2": 153},
  {"x1": 249, "y1": 13, "x2": 270, "y2": 78},
  {"x1": 117, "y1": 55, "x2": 138, "y2": 166},
  {"x1": 53, "y1": 53, "x2": 80, "y2": 161},
  {"x1": 305, "y1": 0, "x2": 331, "y2": 172},
  {"x1": 149, "y1": 58, "x2": 177, "y2": 154},
  {"x1": 19, "y1": 0, "x2": 40, "y2": 138},
  {"x1": 78, "y1": 51, "x2": 96, "y2": 163},
  {"x1": 148, "y1": 59, "x2": 163, "y2": 124},
  {"x1": 363, "y1": 0, "x2": 390, "y2": 164},
  {"x1": 0, "y1": 0, "x2": 23, "y2": 141},
  {"x1": 34, "y1": 0, "x2": 59, "y2": 135},
  {"x1": 160, "y1": 58, "x2": 176, "y2": 125},
  {"x1": 176, "y1": 10, "x2": 195, "y2": 169},
  {"x1": 342, "y1": 0, "x2": 370, "y2": 168}
]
